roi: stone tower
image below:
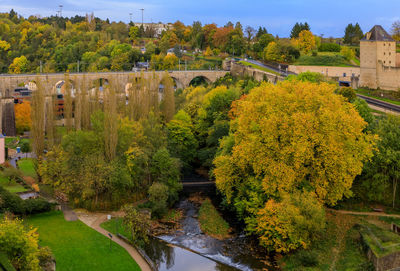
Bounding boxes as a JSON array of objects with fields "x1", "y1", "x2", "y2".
[{"x1": 360, "y1": 25, "x2": 396, "y2": 89}]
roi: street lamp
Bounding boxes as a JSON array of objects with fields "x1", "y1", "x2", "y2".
[{"x1": 108, "y1": 233, "x2": 113, "y2": 250}]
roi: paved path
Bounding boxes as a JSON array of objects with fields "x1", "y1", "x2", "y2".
[
  {"x1": 61, "y1": 203, "x2": 78, "y2": 221},
  {"x1": 77, "y1": 212, "x2": 151, "y2": 271},
  {"x1": 331, "y1": 209, "x2": 400, "y2": 218}
]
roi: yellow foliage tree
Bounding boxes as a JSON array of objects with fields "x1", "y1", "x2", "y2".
[
  {"x1": 9, "y1": 55, "x2": 29, "y2": 74},
  {"x1": 14, "y1": 101, "x2": 32, "y2": 134},
  {"x1": 213, "y1": 80, "x2": 376, "y2": 251},
  {"x1": 263, "y1": 41, "x2": 281, "y2": 62},
  {"x1": 163, "y1": 54, "x2": 178, "y2": 70},
  {"x1": 292, "y1": 30, "x2": 316, "y2": 54}
]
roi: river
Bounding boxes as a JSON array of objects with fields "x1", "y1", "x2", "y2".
[{"x1": 142, "y1": 188, "x2": 276, "y2": 271}]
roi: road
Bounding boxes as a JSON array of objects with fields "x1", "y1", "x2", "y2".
[
  {"x1": 357, "y1": 94, "x2": 400, "y2": 114},
  {"x1": 240, "y1": 58, "x2": 292, "y2": 76}
]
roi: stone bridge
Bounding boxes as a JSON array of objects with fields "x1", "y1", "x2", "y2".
[
  {"x1": 0, "y1": 70, "x2": 229, "y2": 97},
  {"x1": 0, "y1": 70, "x2": 228, "y2": 136}
]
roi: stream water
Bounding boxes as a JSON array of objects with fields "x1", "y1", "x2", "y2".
[{"x1": 143, "y1": 197, "x2": 274, "y2": 271}]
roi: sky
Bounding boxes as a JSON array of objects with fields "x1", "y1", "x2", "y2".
[{"x1": 1, "y1": 0, "x2": 400, "y2": 37}]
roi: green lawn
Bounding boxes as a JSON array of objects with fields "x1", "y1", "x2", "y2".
[
  {"x1": 294, "y1": 52, "x2": 354, "y2": 67},
  {"x1": 17, "y1": 158, "x2": 36, "y2": 178},
  {"x1": 26, "y1": 211, "x2": 140, "y2": 271},
  {"x1": 101, "y1": 218, "x2": 132, "y2": 240},
  {"x1": 238, "y1": 60, "x2": 280, "y2": 75},
  {"x1": 0, "y1": 176, "x2": 28, "y2": 193}
]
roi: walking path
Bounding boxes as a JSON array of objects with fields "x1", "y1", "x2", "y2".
[
  {"x1": 331, "y1": 209, "x2": 400, "y2": 218},
  {"x1": 77, "y1": 212, "x2": 152, "y2": 271}
]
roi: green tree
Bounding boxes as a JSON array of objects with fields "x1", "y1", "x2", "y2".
[
  {"x1": 359, "y1": 115, "x2": 400, "y2": 207},
  {"x1": 290, "y1": 22, "x2": 310, "y2": 39},
  {"x1": 167, "y1": 110, "x2": 198, "y2": 170},
  {"x1": 344, "y1": 23, "x2": 363, "y2": 45},
  {"x1": 122, "y1": 204, "x2": 151, "y2": 245},
  {"x1": 148, "y1": 182, "x2": 169, "y2": 217}
]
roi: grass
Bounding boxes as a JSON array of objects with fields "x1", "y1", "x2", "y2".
[
  {"x1": 281, "y1": 212, "x2": 372, "y2": 271},
  {"x1": 294, "y1": 52, "x2": 353, "y2": 67},
  {"x1": 26, "y1": 211, "x2": 140, "y2": 271},
  {"x1": 198, "y1": 198, "x2": 230, "y2": 239},
  {"x1": 0, "y1": 176, "x2": 28, "y2": 193},
  {"x1": 238, "y1": 60, "x2": 280, "y2": 75},
  {"x1": 17, "y1": 158, "x2": 36, "y2": 178},
  {"x1": 356, "y1": 88, "x2": 400, "y2": 106},
  {"x1": 101, "y1": 217, "x2": 132, "y2": 240}
]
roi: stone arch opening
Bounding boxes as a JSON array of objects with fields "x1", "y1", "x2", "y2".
[{"x1": 189, "y1": 75, "x2": 211, "y2": 87}]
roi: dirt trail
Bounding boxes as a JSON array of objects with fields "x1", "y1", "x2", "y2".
[{"x1": 331, "y1": 209, "x2": 400, "y2": 218}]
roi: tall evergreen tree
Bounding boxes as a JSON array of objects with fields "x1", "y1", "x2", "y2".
[
  {"x1": 290, "y1": 22, "x2": 310, "y2": 38},
  {"x1": 344, "y1": 23, "x2": 363, "y2": 45}
]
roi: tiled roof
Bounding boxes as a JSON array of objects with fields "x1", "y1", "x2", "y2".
[{"x1": 361, "y1": 25, "x2": 395, "y2": 41}]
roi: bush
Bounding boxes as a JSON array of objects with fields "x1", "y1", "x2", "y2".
[
  {"x1": 296, "y1": 250, "x2": 319, "y2": 267},
  {"x1": 319, "y1": 43, "x2": 341, "y2": 52},
  {"x1": 337, "y1": 87, "x2": 356, "y2": 103},
  {"x1": 148, "y1": 182, "x2": 169, "y2": 218},
  {"x1": 0, "y1": 186, "x2": 52, "y2": 215}
]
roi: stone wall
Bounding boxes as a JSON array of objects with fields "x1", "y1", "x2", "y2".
[
  {"x1": 288, "y1": 65, "x2": 360, "y2": 81},
  {"x1": 230, "y1": 61, "x2": 285, "y2": 83}
]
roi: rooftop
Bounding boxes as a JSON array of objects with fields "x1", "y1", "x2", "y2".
[{"x1": 361, "y1": 25, "x2": 395, "y2": 42}]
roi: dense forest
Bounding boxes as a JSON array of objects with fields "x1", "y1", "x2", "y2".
[{"x1": 0, "y1": 9, "x2": 305, "y2": 74}]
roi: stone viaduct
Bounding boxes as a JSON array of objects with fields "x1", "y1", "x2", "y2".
[
  {"x1": 0, "y1": 70, "x2": 229, "y2": 98},
  {"x1": 0, "y1": 70, "x2": 228, "y2": 135}
]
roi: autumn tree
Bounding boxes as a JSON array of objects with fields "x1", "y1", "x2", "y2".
[
  {"x1": 340, "y1": 46, "x2": 355, "y2": 61},
  {"x1": 14, "y1": 101, "x2": 31, "y2": 134},
  {"x1": 9, "y1": 56, "x2": 28, "y2": 74},
  {"x1": 0, "y1": 217, "x2": 50, "y2": 271},
  {"x1": 292, "y1": 30, "x2": 316, "y2": 54},
  {"x1": 263, "y1": 41, "x2": 281, "y2": 62},
  {"x1": 213, "y1": 80, "x2": 376, "y2": 251}
]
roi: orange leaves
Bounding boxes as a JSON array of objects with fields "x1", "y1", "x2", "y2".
[{"x1": 14, "y1": 101, "x2": 32, "y2": 134}]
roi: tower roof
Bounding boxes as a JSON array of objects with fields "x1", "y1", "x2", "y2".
[{"x1": 361, "y1": 25, "x2": 395, "y2": 41}]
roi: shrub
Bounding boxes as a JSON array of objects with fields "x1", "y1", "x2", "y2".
[
  {"x1": 0, "y1": 186, "x2": 52, "y2": 215},
  {"x1": 148, "y1": 182, "x2": 169, "y2": 218},
  {"x1": 319, "y1": 43, "x2": 341, "y2": 52},
  {"x1": 296, "y1": 250, "x2": 319, "y2": 267},
  {"x1": 337, "y1": 87, "x2": 357, "y2": 103}
]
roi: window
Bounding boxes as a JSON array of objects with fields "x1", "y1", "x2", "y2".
[{"x1": 384, "y1": 52, "x2": 386, "y2": 55}]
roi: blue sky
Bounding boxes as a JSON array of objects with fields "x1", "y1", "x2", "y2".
[{"x1": 1, "y1": 0, "x2": 400, "y2": 37}]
